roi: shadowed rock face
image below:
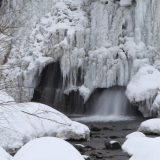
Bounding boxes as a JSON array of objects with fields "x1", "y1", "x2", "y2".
[{"x1": 32, "y1": 61, "x2": 85, "y2": 114}]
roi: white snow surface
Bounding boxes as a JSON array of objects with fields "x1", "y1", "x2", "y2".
[
  {"x1": 126, "y1": 131, "x2": 146, "y2": 139},
  {"x1": 122, "y1": 132, "x2": 160, "y2": 160},
  {"x1": 138, "y1": 118, "x2": 160, "y2": 135},
  {"x1": 120, "y1": 0, "x2": 133, "y2": 7},
  {"x1": 13, "y1": 137, "x2": 84, "y2": 160},
  {"x1": 126, "y1": 65, "x2": 160, "y2": 117},
  {"x1": 0, "y1": 90, "x2": 15, "y2": 104},
  {"x1": 0, "y1": 102, "x2": 90, "y2": 151},
  {"x1": 0, "y1": 146, "x2": 12, "y2": 160}
]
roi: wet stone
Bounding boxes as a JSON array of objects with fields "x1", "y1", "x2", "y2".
[{"x1": 105, "y1": 140, "x2": 121, "y2": 150}]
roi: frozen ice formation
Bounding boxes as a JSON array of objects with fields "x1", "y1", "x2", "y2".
[{"x1": 1, "y1": 0, "x2": 160, "y2": 116}]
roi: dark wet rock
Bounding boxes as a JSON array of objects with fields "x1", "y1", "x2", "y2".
[
  {"x1": 96, "y1": 154, "x2": 103, "y2": 159},
  {"x1": 109, "y1": 135, "x2": 119, "y2": 139},
  {"x1": 83, "y1": 155, "x2": 91, "y2": 160},
  {"x1": 74, "y1": 144, "x2": 85, "y2": 152},
  {"x1": 103, "y1": 127, "x2": 113, "y2": 131},
  {"x1": 86, "y1": 144, "x2": 95, "y2": 150},
  {"x1": 90, "y1": 125, "x2": 101, "y2": 131},
  {"x1": 105, "y1": 140, "x2": 121, "y2": 150},
  {"x1": 122, "y1": 128, "x2": 132, "y2": 131}
]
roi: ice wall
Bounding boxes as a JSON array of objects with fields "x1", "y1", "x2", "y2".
[{"x1": 1, "y1": 0, "x2": 160, "y2": 117}]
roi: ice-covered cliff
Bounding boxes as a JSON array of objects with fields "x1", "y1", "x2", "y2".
[{"x1": 1, "y1": 0, "x2": 160, "y2": 117}]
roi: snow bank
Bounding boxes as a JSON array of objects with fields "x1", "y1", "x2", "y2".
[
  {"x1": 122, "y1": 133, "x2": 160, "y2": 160},
  {"x1": 0, "y1": 146, "x2": 12, "y2": 160},
  {"x1": 0, "y1": 102, "x2": 90, "y2": 151},
  {"x1": 138, "y1": 118, "x2": 160, "y2": 135},
  {"x1": 13, "y1": 137, "x2": 84, "y2": 160},
  {"x1": 126, "y1": 65, "x2": 160, "y2": 117}
]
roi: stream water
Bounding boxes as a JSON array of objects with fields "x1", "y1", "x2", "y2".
[{"x1": 69, "y1": 119, "x2": 144, "y2": 160}]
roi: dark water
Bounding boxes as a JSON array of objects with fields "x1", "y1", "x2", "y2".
[{"x1": 69, "y1": 119, "x2": 143, "y2": 160}]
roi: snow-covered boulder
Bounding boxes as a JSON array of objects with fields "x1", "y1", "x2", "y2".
[
  {"x1": 126, "y1": 131, "x2": 146, "y2": 139},
  {"x1": 138, "y1": 118, "x2": 160, "y2": 135},
  {"x1": 13, "y1": 137, "x2": 84, "y2": 160},
  {"x1": 0, "y1": 102, "x2": 90, "y2": 151},
  {"x1": 126, "y1": 65, "x2": 160, "y2": 117},
  {"x1": 122, "y1": 134, "x2": 160, "y2": 160},
  {"x1": 0, "y1": 146, "x2": 12, "y2": 160}
]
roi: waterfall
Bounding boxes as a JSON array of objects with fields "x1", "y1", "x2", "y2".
[
  {"x1": 73, "y1": 87, "x2": 138, "y2": 122},
  {"x1": 32, "y1": 61, "x2": 138, "y2": 121},
  {"x1": 86, "y1": 87, "x2": 133, "y2": 116}
]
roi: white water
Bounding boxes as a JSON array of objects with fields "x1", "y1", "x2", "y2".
[
  {"x1": 91, "y1": 88, "x2": 130, "y2": 116},
  {"x1": 73, "y1": 87, "x2": 137, "y2": 122},
  {"x1": 72, "y1": 115, "x2": 136, "y2": 123}
]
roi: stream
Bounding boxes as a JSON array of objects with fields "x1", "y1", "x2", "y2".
[{"x1": 69, "y1": 118, "x2": 144, "y2": 160}]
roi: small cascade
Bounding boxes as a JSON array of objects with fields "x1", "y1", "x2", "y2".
[{"x1": 86, "y1": 87, "x2": 134, "y2": 117}]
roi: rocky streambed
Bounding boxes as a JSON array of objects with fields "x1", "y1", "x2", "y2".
[{"x1": 69, "y1": 119, "x2": 144, "y2": 160}]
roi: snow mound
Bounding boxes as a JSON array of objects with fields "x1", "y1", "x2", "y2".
[
  {"x1": 126, "y1": 65, "x2": 160, "y2": 117},
  {"x1": 126, "y1": 131, "x2": 145, "y2": 139},
  {"x1": 138, "y1": 118, "x2": 160, "y2": 135},
  {"x1": 0, "y1": 146, "x2": 12, "y2": 160},
  {"x1": 13, "y1": 137, "x2": 84, "y2": 160},
  {"x1": 0, "y1": 102, "x2": 90, "y2": 151},
  {"x1": 122, "y1": 134, "x2": 160, "y2": 160}
]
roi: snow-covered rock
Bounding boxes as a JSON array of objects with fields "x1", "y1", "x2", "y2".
[
  {"x1": 138, "y1": 118, "x2": 160, "y2": 135},
  {"x1": 0, "y1": 90, "x2": 15, "y2": 104},
  {"x1": 0, "y1": 146, "x2": 12, "y2": 160},
  {"x1": 122, "y1": 133, "x2": 160, "y2": 160},
  {"x1": 126, "y1": 131, "x2": 146, "y2": 139},
  {"x1": 120, "y1": 0, "x2": 133, "y2": 7},
  {"x1": 0, "y1": 102, "x2": 90, "y2": 151},
  {"x1": 126, "y1": 65, "x2": 160, "y2": 117},
  {"x1": 13, "y1": 137, "x2": 84, "y2": 160}
]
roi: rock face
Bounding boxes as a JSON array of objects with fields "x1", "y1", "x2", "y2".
[{"x1": 1, "y1": 0, "x2": 160, "y2": 116}]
